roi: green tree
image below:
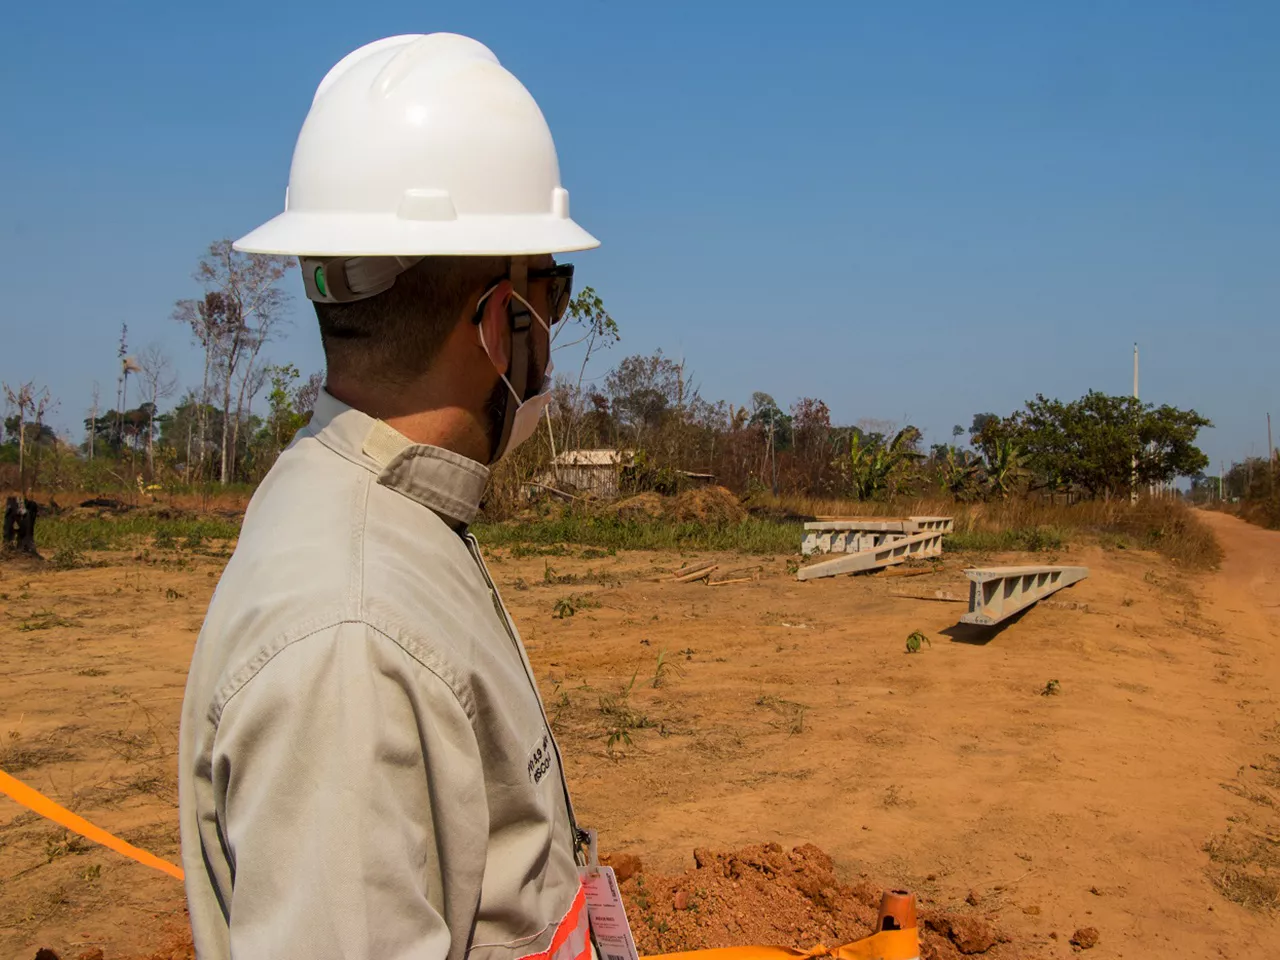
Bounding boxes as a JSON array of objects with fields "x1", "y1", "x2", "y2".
[
  {"x1": 748, "y1": 393, "x2": 792, "y2": 449},
  {"x1": 969, "y1": 412, "x2": 999, "y2": 443},
  {"x1": 264, "y1": 364, "x2": 306, "y2": 449},
  {"x1": 605, "y1": 351, "x2": 683, "y2": 445},
  {"x1": 1014, "y1": 392, "x2": 1210, "y2": 499}
]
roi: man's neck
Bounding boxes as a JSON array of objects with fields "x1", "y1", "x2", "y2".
[{"x1": 326, "y1": 381, "x2": 492, "y2": 466}]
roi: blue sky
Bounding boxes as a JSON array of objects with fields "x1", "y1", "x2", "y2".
[{"x1": 2, "y1": 1, "x2": 1277, "y2": 471}]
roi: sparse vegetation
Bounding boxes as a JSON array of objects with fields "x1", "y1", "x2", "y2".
[
  {"x1": 1205, "y1": 828, "x2": 1280, "y2": 911},
  {"x1": 600, "y1": 667, "x2": 653, "y2": 756},
  {"x1": 477, "y1": 515, "x2": 801, "y2": 556},
  {"x1": 44, "y1": 830, "x2": 89, "y2": 862},
  {"x1": 755, "y1": 694, "x2": 807, "y2": 735},
  {"x1": 650, "y1": 648, "x2": 681, "y2": 688},
  {"x1": 905, "y1": 630, "x2": 930, "y2": 654},
  {"x1": 34, "y1": 513, "x2": 240, "y2": 553},
  {"x1": 552, "y1": 594, "x2": 594, "y2": 618},
  {"x1": 18, "y1": 609, "x2": 76, "y2": 631},
  {"x1": 50, "y1": 545, "x2": 88, "y2": 570}
]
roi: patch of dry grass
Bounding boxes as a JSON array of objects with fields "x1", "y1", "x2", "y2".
[{"x1": 1204, "y1": 827, "x2": 1280, "y2": 911}]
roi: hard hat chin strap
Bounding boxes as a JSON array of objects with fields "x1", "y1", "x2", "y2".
[{"x1": 300, "y1": 255, "x2": 424, "y2": 303}]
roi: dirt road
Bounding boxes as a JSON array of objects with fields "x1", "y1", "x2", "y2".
[{"x1": 1, "y1": 513, "x2": 1277, "y2": 957}]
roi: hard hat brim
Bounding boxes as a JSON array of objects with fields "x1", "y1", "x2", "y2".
[{"x1": 234, "y1": 211, "x2": 600, "y2": 258}]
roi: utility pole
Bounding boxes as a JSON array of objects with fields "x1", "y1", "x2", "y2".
[{"x1": 1131, "y1": 343, "x2": 1139, "y2": 504}]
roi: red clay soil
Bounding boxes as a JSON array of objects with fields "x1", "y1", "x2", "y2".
[
  {"x1": 29, "y1": 927, "x2": 195, "y2": 960},
  {"x1": 608, "y1": 842, "x2": 1025, "y2": 960}
]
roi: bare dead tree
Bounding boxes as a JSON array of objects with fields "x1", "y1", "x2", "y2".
[
  {"x1": 173, "y1": 291, "x2": 232, "y2": 482},
  {"x1": 137, "y1": 344, "x2": 178, "y2": 479},
  {"x1": 175, "y1": 240, "x2": 293, "y2": 485},
  {"x1": 3, "y1": 382, "x2": 53, "y2": 498},
  {"x1": 234, "y1": 362, "x2": 271, "y2": 477},
  {"x1": 115, "y1": 323, "x2": 133, "y2": 444},
  {"x1": 295, "y1": 371, "x2": 324, "y2": 416}
]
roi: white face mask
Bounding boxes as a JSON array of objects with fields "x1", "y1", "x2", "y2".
[{"x1": 477, "y1": 287, "x2": 554, "y2": 461}]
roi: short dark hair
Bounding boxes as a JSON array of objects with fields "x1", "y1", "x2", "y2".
[{"x1": 315, "y1": 255, "x2": 507, "y2": 386}]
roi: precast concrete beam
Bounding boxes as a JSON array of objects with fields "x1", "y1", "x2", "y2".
[
  {"x1": 960, "y1": 566, "x2": 1089, "y2": 625},
  {"x1": 801, "y1": 517, "x2": 953, "y2": 555},
  {"x1": 802, "y1": 529, "x2": 908, "y2": 556},
  {"x1": 797, "y1": 529, "x2": 945, "y2": 581},
  {"x1": 908, "y1": 517, "x2": 955, "y2": 533}
]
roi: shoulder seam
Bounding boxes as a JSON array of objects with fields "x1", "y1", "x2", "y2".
[{"x1": 212, "y1": 618, "x2": 476, "y2": 726}]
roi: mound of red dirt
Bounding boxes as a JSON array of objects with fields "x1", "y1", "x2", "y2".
[
  {"x1": 670, "y1": 487, "x2": 747, "y2": 525},
  {"x1": 609, "y1": 842, "x2": 1017, "y2": 959}
]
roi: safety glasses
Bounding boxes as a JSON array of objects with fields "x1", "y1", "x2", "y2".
[{"x1": 529, "y1": 263, "x2": 574, "y2": 325}]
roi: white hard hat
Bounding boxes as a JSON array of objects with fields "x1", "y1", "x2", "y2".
[{"x1": 234, "y1": 33, "x2": 599, "y2": 258}]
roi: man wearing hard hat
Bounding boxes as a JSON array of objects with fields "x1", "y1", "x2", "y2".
[{"x1": 179, "y1": 34, "x2": 601, "y2": 960}]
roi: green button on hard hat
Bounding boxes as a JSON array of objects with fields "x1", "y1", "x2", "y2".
[{"x1": 234, "y1": 33, "x2": 599, "y2": 258}]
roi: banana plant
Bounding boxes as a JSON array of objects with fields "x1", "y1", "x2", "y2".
[
  {"x1": 983, "y1": 437, "x2": 1028, "y2": 499},
  {"x1": 849, "y1": 427, "x2": 923, "y2": 500},
  {"x1": 936, "y1": 446, "x2": 982, "y2": 499}
]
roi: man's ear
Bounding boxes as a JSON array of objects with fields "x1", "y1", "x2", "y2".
[{"x1": 478, "y1": 280, "x2": 513, "y2": 375}]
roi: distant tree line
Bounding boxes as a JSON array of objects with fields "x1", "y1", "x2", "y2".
[
  {"x1": 535, "y1": 331, "x2": 1213, "y2": 505},
  {"x1": 0, "y1": 241, "x2": 1218, "y2": 510}
]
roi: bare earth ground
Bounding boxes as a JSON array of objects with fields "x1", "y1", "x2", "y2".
[{"x1": 1, "y1": 511, "x2": 1277, "y2": 958}]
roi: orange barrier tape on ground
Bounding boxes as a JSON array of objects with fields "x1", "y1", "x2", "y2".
[
  {"x1": 644, "y1": 930, "x2": 919, "y2": 960},
  {"x1": 0, "y1": 768, "x2": 184, "y2": 881}
]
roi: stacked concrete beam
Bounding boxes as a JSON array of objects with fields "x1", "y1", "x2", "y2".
[
  {"x1": 802, "y1": 516, "x2": 954, "y2": 556},
  {"x1": 960, "y1": 566, "x2": 1089, "y2": 625},
  {"x1": 796, "y1": 529, "x2": 945, "y2": 581}
]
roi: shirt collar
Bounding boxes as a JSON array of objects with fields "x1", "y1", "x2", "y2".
[{"x1": 307, "y1": 390, "x2": 490, "y2": 530}]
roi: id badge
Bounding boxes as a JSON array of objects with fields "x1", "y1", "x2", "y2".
[{"x1": 578, "y1": 829, "x2": 639, "y2": 960}]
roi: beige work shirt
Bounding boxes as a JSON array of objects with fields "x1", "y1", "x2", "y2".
[{"x1": 178, "y1": 391, "x2": 583, "y2": 960}]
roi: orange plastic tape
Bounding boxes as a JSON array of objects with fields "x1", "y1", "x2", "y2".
[{"x1": 0, "y1": 768, "x2": 184, "y2": 881}]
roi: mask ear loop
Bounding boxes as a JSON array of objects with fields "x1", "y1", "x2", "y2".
[
  {"x1": 475, "y1": 286, "x2": 553, "y2": 400},
  {"x1": 474, "y1": 276, "x2": 554, "y2": 464}
]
